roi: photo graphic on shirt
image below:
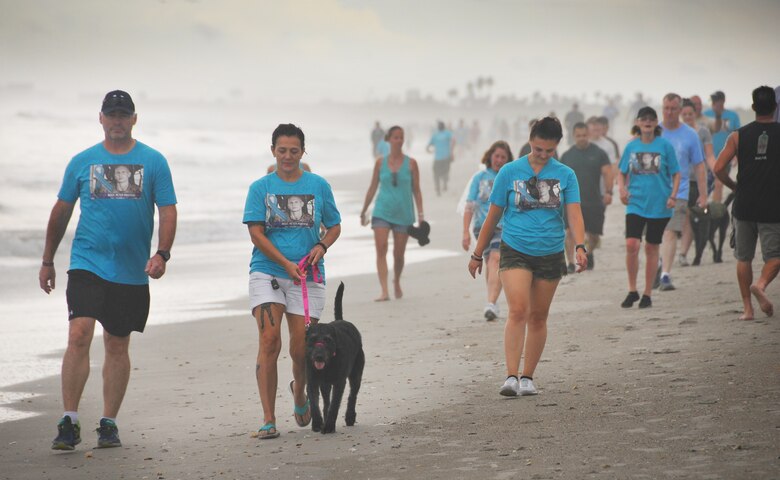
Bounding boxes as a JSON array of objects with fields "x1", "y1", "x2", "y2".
[
  {"x1": 90, "y1": 164, "x2": 143, "y2": 199},
  {"x1": 514, "y1": 178, "x2": 561, "y2": 210},
  {"x1": 477, "y1": 179, "x2": 493, "y2": 202},
  {"x1": 629, "y1": 152, "x2": 660, "y2": 175},
  {"x1": 266, "y1": 194, "x2": 315, "y2": 228}
]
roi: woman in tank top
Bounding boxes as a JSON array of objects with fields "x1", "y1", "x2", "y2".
[{"x1": 360, "y1": 126, "x2": 424, "y2": 301}]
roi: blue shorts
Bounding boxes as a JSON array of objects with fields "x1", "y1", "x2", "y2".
[
  {"x1": 371, "y1": 216, "x2": 410, "y2": 234},
  {"x1": 473, "y1": 226, "x2": 502, "y2": 256}
]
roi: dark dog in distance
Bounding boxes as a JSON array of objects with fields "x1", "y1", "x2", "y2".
[
  {"x1": 305, "y1": 282, "x2": 364, "y2": 434},
  {"x1": 689, "y1": 192, "x2": 735, "y2": 265}
]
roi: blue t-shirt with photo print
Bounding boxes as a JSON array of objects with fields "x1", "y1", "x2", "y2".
[
  {"x1": 660, "y1": 123, "x2": 703, "y2": 200},
  {"x1": 243, "y1": 171, "x2": 341, "y2": 281},
  {"x1": 619, "y1": 137, "x2": 680, "y2": 219},
  {"x1": 488, "y1": 156, "x2": 580, "y2": 256},
  {"x1": 467, "y1": 168, "x2": 501, "y2": 231},
  {"x1": 58, "y1": 141, "x2": 177, "y2": 285}
]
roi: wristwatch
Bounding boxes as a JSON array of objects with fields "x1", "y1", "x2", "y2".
[
  {"x1": 575, "y1": 244, "x2": 587, "y2": 254},
  {"x1": 156, "y1": 250, "x2": 171, "y2": 262}
]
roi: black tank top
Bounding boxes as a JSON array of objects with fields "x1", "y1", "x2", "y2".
[{"x1": 734, "y1": 121, "x2": 780, "y2": 222}]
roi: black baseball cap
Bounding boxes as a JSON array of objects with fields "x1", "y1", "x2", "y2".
[
  {"x1": 710, "y1": 90, "x2": 725, "y2": 102},
  {"x1": 101, "y1": 90, "x2": 135, "y2": 114},
  {"x1": 636, "y1": 106, "x2": 658, "y2": 120}
]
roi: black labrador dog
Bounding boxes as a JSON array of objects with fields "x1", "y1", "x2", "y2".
[
  {"x1": 689, "y1": 192, "x2": 735, "y2": 265},
  {"x1": 305, "y1": 282, "x2": 364, "y2": 434}
]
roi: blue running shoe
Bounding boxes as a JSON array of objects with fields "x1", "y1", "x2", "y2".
[
  {"x1": 52, "y1": 416, "x2": 81, "y2": 450},
  {"x1": 96, "y1": 418, "x2": 122, "y2": 448},
  {"x1": 658, "y1": 274, "x2": 676, "y2": 291}
]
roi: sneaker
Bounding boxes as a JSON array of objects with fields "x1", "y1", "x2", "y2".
[
  {"x1": 499, "y1": 376, "x2": 519, "y2": 397},
  {"x1": 96, "y1": 418, "x2": 121, "y2": 448},
  {"x1": 658, "y1": 274, "x2": 676, "y2": 291},
  {"x1": 638, "y1": 295, "x2": 652, "y2": 309},
  {"x1": 678, "y1": 254, "x2": 690, "y2": 267},
  {"x1": 586, "y1": 252, "x2": 594, "y2": 270},
  {"x1": 52, "y1": 416, "x2": 81, "y2": 450},
  {"x1": 518, "y1": 377, "x2": 538, "y2": 396},
  {"x1": 621, "y1": 291, "x2": 640, "y2": 308},
  {"x1": 483, "y1": 303, "x2": 498, "y2": 322},
  {"x1": 652, "y1": 265, "x2": 662, "y2": 289},
  {"x1": 566, "y1": 263, "x2": 576, "y2": 274}
]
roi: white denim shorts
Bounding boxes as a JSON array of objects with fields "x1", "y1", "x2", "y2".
[{"x1": 249, "y1": 271, "x2": 326, "y2": 319}]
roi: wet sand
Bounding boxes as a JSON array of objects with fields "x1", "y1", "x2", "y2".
[{"x1": 1, "y1": 155, "x2": 778, "y2": 479}]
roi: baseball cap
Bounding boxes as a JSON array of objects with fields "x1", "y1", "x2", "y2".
[
  {"x1": 710, "y1": 90, "x2": 725, "y2": 102},
  {"x1": 636, "y1": 106, "x2": 658, "y2": 120},
  {"x1": 101, "y1": 90, "x2": 135, "y2": 114}
]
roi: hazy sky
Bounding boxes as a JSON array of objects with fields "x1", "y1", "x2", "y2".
[{"x1": 2, "y1": 0, "x2": 778, "y2": 106}]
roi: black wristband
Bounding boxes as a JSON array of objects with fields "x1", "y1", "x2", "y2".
[
  {"x1": 575, "y1": 244, "x2": 587, "y2": 253},
  {"x1": 315, "y1": 242, "x2": 328, "y2": 253},
  {"x1": 42, "y1": 261, "x2": 54, "y2": 267},
  {"x1": 471, "y1": 254, "x2": 483, "y2": 262}
]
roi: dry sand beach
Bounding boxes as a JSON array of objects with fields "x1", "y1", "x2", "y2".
[{"x1": 1, "y1": 158, "x2": 778, "y2": 480}]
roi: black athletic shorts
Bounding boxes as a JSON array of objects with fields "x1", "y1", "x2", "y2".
[
  {"x1": 499, "y1": 242, "x2": 567, "y2": 280},
  {"x1": 66, "y1": 269, "x2": 150, "y2": 337},
  {"x1": 625, "y1": 214, "x2": 670, "y2": 245}
]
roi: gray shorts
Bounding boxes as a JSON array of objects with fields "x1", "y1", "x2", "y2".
[
  {"x1": 665, "y1": 199, "x2": 688, "y2": 233},
  {"x1": 249, "y1": 272, "x2": 326, "y2": 319},
  {"x1": 734, "y1": 220, "x2": 780, "y2": 262}
]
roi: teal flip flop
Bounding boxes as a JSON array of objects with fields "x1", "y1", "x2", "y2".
[
  {"x1": 289, "y1": 380, "x2": 311, "y2": 427},
  {"x1": 257, "y1": 422, "x2": 280, "y2": 439}
]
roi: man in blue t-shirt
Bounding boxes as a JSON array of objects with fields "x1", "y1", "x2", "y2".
[
  {"x1": 704, "y1": 90, "x2": 742, "y2": 157},
  {"x1": 427, "y1": 121, "x2": 456, "y2": 196},
  {"x1": 40, "y1": 90, "x2": 178, "y2": 451},
  {"x1": 658, "y1": 93, "x2": 706, "y2": 291}
]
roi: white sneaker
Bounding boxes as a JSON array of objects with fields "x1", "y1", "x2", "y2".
[
  {"x1": 499, "y1": 376, "x2": 519, "y2": 397},
  {"x1": 678, "y1": 254, "x2": 689, "y2": 267},
  {"x1": 483, "y1": 303, "x2": 498, "y2": 321},
  {"x1": 518, "y1": 377, "x2": 538, "y2": 396}
]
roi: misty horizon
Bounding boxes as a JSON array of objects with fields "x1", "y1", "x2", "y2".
[{"x1": 2, "y1": 0, "x2": 778, "y2": 109}]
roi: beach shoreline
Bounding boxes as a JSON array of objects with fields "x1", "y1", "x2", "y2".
[{"x1": 1, "y1": 147, "x2": 778, "y2": 479}]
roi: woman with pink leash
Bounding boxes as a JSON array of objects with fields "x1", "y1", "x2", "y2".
[{"x1": 243, "y1": 124, "x2": 342, "y2": 439}]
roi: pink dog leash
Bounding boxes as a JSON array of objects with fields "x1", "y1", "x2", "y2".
[{"x1": 296, "y1": 255, "x2": 321, "y2": 328}]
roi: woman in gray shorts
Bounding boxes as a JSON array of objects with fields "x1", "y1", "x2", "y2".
[{"x1": 468, "y1": 118, "x2": 587, "y2": 398}]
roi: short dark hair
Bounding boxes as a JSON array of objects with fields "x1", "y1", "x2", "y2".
[
  {"x1": 272, "y1": 124, "x2": 305, "y2": 150},
  {"x1": 596, "y1": 116, "x2": 609, "y2": 127},
  {"x1": 752, "y1": 86, "x2": 777, "y2": 116},
  {"x1": 572, "y1": 122, "x2": 588, "y2": 131},
  {"x1": 682, "y1": 98, "x2": 695, "y2": 110},
  {"x1": 529, "y1": 117, "x2": 563, "y2": 142},
  {"x1": 480, "y1": 141, "x2": 514, "y2": 169}
]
